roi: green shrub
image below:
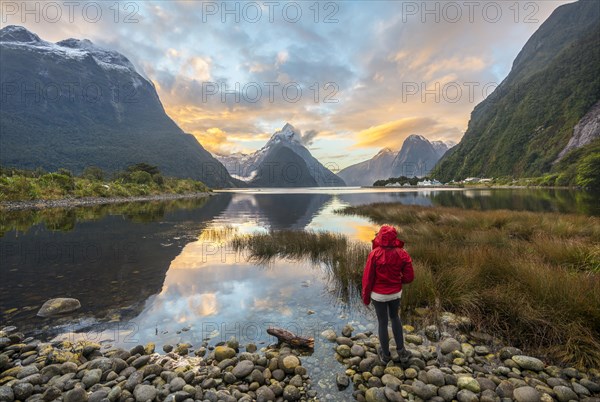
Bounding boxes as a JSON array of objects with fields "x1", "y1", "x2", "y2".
[
  {"x1": 129, "y1": 171, "x2": 153, "y2": 185},
  {"x1": 40, "y1": 173, "x2": 75, "y2": 191},
  {"x1": 576, "y1": 153, "x2": 600, "y2": 192},
  {"x1": 81, "y1": 166, "x2": 104, "y2": 181}
]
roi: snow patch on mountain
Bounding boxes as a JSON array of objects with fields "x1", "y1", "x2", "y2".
[
  {"x1": 215, "y1": 123, "x2": 344, "y2": 186},
  {"x1": 0, "y1": 25, "x2": 141, "y2": 81}
]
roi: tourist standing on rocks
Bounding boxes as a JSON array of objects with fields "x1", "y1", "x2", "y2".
[{"x1": 362, "y1": 225, "x2": 414, "y2": 364}]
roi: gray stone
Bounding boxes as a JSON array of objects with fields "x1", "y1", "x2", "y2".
[
  {"x1": 553, "y1": 385, "x2": 578, "y2": 402},
  {"x1": 108, "y1": 386, "x2": 122, "y2": 401},
  {"x1": 16, "y1": 365, "x2": 39, "y2": 379},
  {"x1": 271, "y1": 369, "x2": 285, "y2": 381},
  {"x1": 440, "y1": 338, "x2": 461, "y2": 354},
  {"x1": 481, "y1": 389, "x2": 500, "y2": 402},
  {"x1": 336, "y1": 336, "x2": 353, "y2": 346},
  {"x1": 12, "y1": 382, "x2": 33, "y2": 400},
  {"x1": 573, "y1": 381, "x2": 591, "y2": 396},
  {"x1": 580, "y1": 379, "x2": 600, "y2": 393},
  {"x1": 0, "y1": 386, "x2": 14, "y2": 402},
  {"x1": 232, "y1": 360, "x2": 254, "y2": 378},
  {"x1": 496, "y1": 381, "x2": 514, "y2": 399},
  {"x1": 512, "y1": 355, "x2": 545, "y2": 372},
  {"x1": 256, "y1": 385, "x2": 276, "y2": 402},
  {"x1": 412, "y1": 380, "x2": 436, "y2": 400},
  {"x1": 384, "y1": 385, "x2": 404, "y2": 402},
  {"x1": 381, "y1": 374, "x2": 402, "y2": 387},
  {"x1": 125, "y1": 371, "x2": 144, "y2": 392},
  {"x1": 514, "y1": 386, "x2": 541, "y2": 402},
  {"x1": 337, "y1": 344, "x2": 352, "y2": 358},
  {"x1": 477, "y1": 377, "x2": 497, "y2": 392},
  {"x1": 133, "y1": 384, "x2": 157, "y2": 402},
  {"x1": 282, "y1": 384, "x2": 300, "y2": 401},
  {"x1": 342, "y1": 324, "x2": 354, "y2": 337},
  {"x1": 89, "y1": 389, "x2": 109, "y2": 402},
  {"x1": 64, "y1": 387, "x2": 88, "y2": 402},
  {"x1": 336, "y1": 373, "x2": 350, "y2": 390},
  {"x1": 351, "y1": 344, "x2": 365, "y2": 357},
  {"x1": 438, "y1": 385, "x2": 458, "y2": 402},
  {"x1": 457, "y1": 389, "x2": 479, "y2": 402},
  {"x1": 83, "y1": 368, "x2": 102, "y2": 388},
  {"x1": 88, "y1": 357, "x2": 113, "y2": 372},
  {"x1": 365, "y1": 387, "x2": 387, "y2": 402},
  {"x1": 359, "y1": 357, "x2": 377, "y2": 372},
  {"x1": 42, "y1": 386, "x2": 62, "y2": 401},
  {"x1": 426, "y1": 368, "x2": 445, "y2": 387},
  {"x1": 320, "y1": 329, "x2": 337, "y2": 342},
  {"x1": 131, "y1": 355, "x2": 151, "y2": 369},
  {"x1": 170, "y1": 377, "x2": 186, "y2": 392},
  {"x1": 226, "y1": 336, "x2": 239, "y2": 350}
]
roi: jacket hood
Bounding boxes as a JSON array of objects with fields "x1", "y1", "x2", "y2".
[{"x1": 373, "y1": 225, "x2": 404, "y2": 248}]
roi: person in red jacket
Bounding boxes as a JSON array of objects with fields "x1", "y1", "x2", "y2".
[{"x1": 362, "y1": 225, "x2": 414, "y2": 364}]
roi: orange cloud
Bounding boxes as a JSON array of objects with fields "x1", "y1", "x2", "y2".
[{"x1": 354, "y1": 117, "x2": 446, "y2": 149}]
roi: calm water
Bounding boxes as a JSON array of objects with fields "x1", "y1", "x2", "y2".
[{"x1": 0, "y1": 187, "x2": 597, "y2": 399}]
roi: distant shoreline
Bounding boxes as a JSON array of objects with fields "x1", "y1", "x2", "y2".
[{"x1": 0, "y1": 192, "x2": 212, "y2": 211}]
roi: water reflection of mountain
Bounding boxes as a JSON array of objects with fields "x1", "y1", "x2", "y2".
[
  {"x1": 221, "y1": 193, "x2": 333, "y2": 230},
  {"x1": 429, "y1": 188, "x2": 599, "y2": 215},
  {"x1": 0, "y1": 194, "x2": 232, "y2": 335},
  {"x1": 337, "y1": 191, "x2": 436, "y2": 207}
]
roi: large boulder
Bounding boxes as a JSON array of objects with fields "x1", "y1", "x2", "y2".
[{"x1": 37, "y1": 298, "x2": 81, "y2": 317}]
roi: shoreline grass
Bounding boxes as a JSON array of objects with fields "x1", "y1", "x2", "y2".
[
  {"x1": 232, "y1": 205, "x2": 600, "y2": 369},
  {"x1": 0, "y1": 165, "x2": 210, "y2": 202}
]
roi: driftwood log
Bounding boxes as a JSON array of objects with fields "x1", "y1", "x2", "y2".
[{"x1": 267, "y1": 327, "x2": 314, "y2": 349}]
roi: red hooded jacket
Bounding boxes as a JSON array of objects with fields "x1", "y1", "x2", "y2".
[{"x1": 361, "y1": 225, "x2": 414, "y2": 305}]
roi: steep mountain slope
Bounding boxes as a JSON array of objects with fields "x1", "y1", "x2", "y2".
[
  {"x1": 390, "y1": 134, "x2": 445, "y2": 178},
  {"x1": 431, "y1": 140, "x2": 456, "y2": 158},
  {"x1": 337, "y1": 148, "x2": 396, "y2": 186},
  {"x1": 0, "y1": 25, "x2": 239, "y2": 188},
  {"x1": 432, "y1": 0, "x2": 600, "y2": 181},
  {"x1": 216, "y1": 123, "x2": 345, "y2": 187}
]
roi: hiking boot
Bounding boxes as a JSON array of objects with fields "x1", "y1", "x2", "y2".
[
  {"x1": 396, "y1": 347, "x2": 412, "y2": 366},
  {"x1": 377, "y1": 346, "x2": 391, "y2": 364}
]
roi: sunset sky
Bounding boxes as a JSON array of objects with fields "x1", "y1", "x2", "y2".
[{"x1": 3, "y1": 0, "x2": 574, "y2": 169}]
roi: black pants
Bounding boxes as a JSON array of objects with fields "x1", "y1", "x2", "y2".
[{"x1": 372, "y1": 298, "x2": 404, "y2": 356}]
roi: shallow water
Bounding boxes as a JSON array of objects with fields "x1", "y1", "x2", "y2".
[{"x1": 0, "y1": 187, "x2": 597, "y2": 399}]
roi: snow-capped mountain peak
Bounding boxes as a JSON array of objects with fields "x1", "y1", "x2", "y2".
[
  {"x1": 406, "y1": 134, "x2": 428, "y2": 142},
  {"x1": 0, "y1": 25, "x2": 42, "y2": 43},
  {"x1": 269, "y1": 122, "x2": 302, "y2": 144},
  {"x1": 375, "y1": 148, "x2": 395, "y2": 157},
  {"x1": 0, "y1": 25, "x2": 138, "y2": 75},
  {"x1": 431, "y1": 140, "x2": 456, "y2": 157},
  {"x1": 215, "y1": 123, "x2": 345, "y2": 186}
]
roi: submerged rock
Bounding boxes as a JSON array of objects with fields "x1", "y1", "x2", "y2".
[{"x1": 36, "y1": 298, "x2": 81, "y2": 317}]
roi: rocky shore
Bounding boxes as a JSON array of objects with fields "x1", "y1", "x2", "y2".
[
  {"x1": 326, "y1": 317, "x2": 600, "y2": 402},
  {"x1": 0, "y1": 193, "x2": 212, "y2": 211},
  {"x1": 2, "y1": 313, "x2": 600, "y2": 402},
  {"x1": 0, "y1": 327, "x2": 315, "y2": 402}
]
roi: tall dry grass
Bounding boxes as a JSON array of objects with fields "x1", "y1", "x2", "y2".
[
  {"x1": 232, "y1": 205, "x2": 600, "y2": 368},
  {"x1": 339, "y1": 204, "x2": 600, "y2": 369}
]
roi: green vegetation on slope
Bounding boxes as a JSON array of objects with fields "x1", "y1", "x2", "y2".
[
  {"x1": 432, "y1": 1, "x2": 600, "y2": 182},
  {"x1": 0, "y1": 163, "x2": 210, "y2": 202},
  {"x1": 233, "y1": 205, "x2": 600, "y2": 368}
]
